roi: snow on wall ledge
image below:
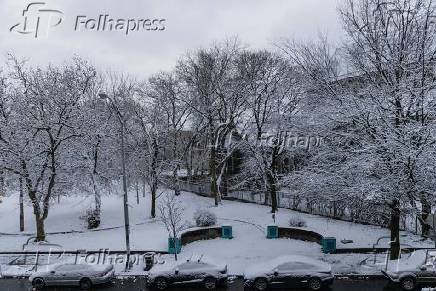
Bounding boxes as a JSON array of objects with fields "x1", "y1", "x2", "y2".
[{"x1": 179, "y1": 225, "x2": 324, "y2": 247}]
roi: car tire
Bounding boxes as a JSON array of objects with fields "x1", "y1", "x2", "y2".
[
  {"x1": 254, "y1": 278, "x2": 268, "y2": 291},
  {"x1": 400, "y1": 277, "x2": 416, "y2": 291},
  {"x1": 155, "y1": 277, "x2": 168, "y2": 290},
  {"x1": 32, "y1": 277, "x2": 45, "y2": 290},
  {"x1": 79, "y1": 277, "x2": 92, "y2": 290},
  {"x1": 308, "y1": 277, "x2": 323, "y2": 291},
  {"x1": 204, "y1": 277, "x2": 217, "y2": 290}
]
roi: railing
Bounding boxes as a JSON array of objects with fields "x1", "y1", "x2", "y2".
[{"x1": 177, "y1": 180, "x2": 419, "y2": 233}]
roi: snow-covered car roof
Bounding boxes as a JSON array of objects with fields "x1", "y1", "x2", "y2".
[
  {"x1": 244, "y1": 255, "x2": 331, "y2": 279},
  {"x1": 387, "y1": 250, "x2": 427, "y2": 273},
  {"x1": 149, "y1": 254, "x2": 226, "y2": 274},
  {"x1": 263, "y1": 255, "x2": 330, "y2": 271}
]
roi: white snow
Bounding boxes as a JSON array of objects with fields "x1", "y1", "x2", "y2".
[
  {"x1": 0, "y1": 189, "x2": 433, "y2": 276},
  {"x1": 386, "y1": 250, "x2": 427, "y2": 272},
  {"x1": 243, "y1": 255, "x2": 331, "y2": 280}
]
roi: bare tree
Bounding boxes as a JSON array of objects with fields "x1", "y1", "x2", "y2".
[
  {"x1": 158, "y1": 193, "x2": 185, "y2": 260},
  {"x1": 0, "y1": 73, "x2": 8, "y2": 202},
  {"x1": 177, "y1": 39, "x2": 247, "y2": 205},
  {"x1": 133, "y1": 86, "x2": 167, "y2": 218},
  {"x1": 339, "y1": 0, "x2": 436, "y2": 259},
  {"x1": 236, "y1": 51, "x2": 302, "y2": 213},
  {"x1": 280, "y1": 0, "x2": 436, "y2": 260},
  {"x1": 0, "y1": 56, "x2": 96, "y2": 241},
  {"x1": 147, "y1": 72, "x2": 191, "y2": 196}
]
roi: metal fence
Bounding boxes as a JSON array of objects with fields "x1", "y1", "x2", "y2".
[{"x1": 177, "y1": 180, "x2": 420, "y2": 233}]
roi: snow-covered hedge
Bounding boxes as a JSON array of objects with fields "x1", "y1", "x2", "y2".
[
  {"x1": 80, "y1": 209, "x2": 100, "y2": 229},
  {"x1": 289, "y1": 215, "x2": 307, "y2": 227},
  {"x1": 193, "y1": 209, "x2": 217, "y2": 227}
]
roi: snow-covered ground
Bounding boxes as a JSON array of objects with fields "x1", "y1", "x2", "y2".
[{"x1": 0, "y1": 189, "x2": 433, "y2": 276}]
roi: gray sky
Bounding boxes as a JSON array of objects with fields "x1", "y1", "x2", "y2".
[{"x1": 1, "y1": 0, "x2": 343, "y2": 78}]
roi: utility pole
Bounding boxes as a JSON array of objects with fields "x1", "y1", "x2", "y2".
[
  {"x1": 99, "y1": 93, "x2": 131, "y2": 271},
  {"x1": 120, "y1": 117, "x2": 131, "y2": 270}
]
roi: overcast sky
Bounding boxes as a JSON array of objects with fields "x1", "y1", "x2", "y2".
[{"x1": 1, "y1": 0, "x2": 343, "y2": 78}]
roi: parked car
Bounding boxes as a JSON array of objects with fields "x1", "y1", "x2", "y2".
[
  {"x1": 29, "y1": 263, "x2": 115, "y2": 290},
  {"x1": 381, "y1": 250, "x2": 436, "y2": 291},
  {"x1": 146, "y1": 255, "x2": 228, "y2": 290},
  {"x1": 0, "y1": 255, "x2": 38, "y2": 278},
  {"x1": 243, "y1": 255, "x2": 334, "y2": 291}
]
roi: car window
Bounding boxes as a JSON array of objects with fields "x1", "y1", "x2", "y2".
[
  {"x1": 10, "y1": 257, "x2": 27, "y2": 265},
  {"x1": 56, "y1": 264, "x2": 88, "y2": 272},
  {"x1": 277, "y1": 262, "x2": 314, "y2": 271},
  {"x1": 56, "y1": 265, "x2": 71, "y2": 272},
  {"x1": 277, "y1": 262, "x2": 298, "y2": 271},
  {"x1": 9, "y1": 255, "x2": 38, "y2": 265},
  {"x1": 178, "y1": 262, "x2": 204, "y2": 271},
  {"x1": 69, "y1": 265, "x2": 90, "y2": 272},
  {"x1": 296, "y1": 263, "x2": 314, "y2": 270}
]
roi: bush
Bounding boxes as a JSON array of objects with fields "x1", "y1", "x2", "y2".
[
  {"x1": 289, "y1": 215, "x2": 307, "y2": 227},
  {"x1": 193, "y1": 209, "x2": 217, "y2": 227},
  {"x1": 85, "y1": 209, "x2": 100, "y2": 229}
]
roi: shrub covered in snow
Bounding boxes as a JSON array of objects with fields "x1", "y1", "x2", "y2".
[
  {"x1": 289, "y1": 215, "x2": 307, "y2": 227},
  {"x1": 193, "y1": 209, "x2": 217, "y2": 227},
  {"x1": 81, "y1": 209, "x2": 100, "y2": 229}
]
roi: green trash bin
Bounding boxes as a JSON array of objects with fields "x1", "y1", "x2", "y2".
[
  {"x1": 222, "y1": 225, "x2": 233, "y2": 239},
  {"x1": 322, "y1": 237, "x2": 336, "y2": 254},
  {"x1": 267, "y1": 225, "x2": 278, "y2": 239},
  {"x1": 168, "y1": 237, "x2": 181, "y2": 254}
]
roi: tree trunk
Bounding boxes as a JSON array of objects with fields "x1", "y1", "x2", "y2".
[
  {"x1": 173, "y1": 165, "x2": 180, "y2": 196},
  {"x1": 142, "y1": 176, "x2": 146, "y2": 198},
  {"x1": 266, "y1": 143, "x2": 280, "y2": 213},
  {"x1": 420, "y1": 194, "x2": 431, "y2": 237},
  {"x1": 0, "y1": 167, "x2": 5, "y2": 202},
  {"x1": 92, "y1": 138, "x2": 101, "y2": 222},
  {"x1": 210, "y1": 145, "x2": 219, "y2": 206},
  {"x1": 173, "y1": 129, "x2": 180, "y2": 196},
  {"x1": 35, "y1": 216, "x2": 46, "y2": 242},
  {"x1": 266, "y1": 171, "x2": 278, "y2": 213},
  {"x1": 91, "y1": 174, "x2": 101, "y2": 223},
  {"x1": 27, "y1": 185, "x2": 46, "y2": 242},
  {"x1": 150, "y1": 137, "x2": 159, "y2": 218},
  {"x1": 390, "y1": 199, "x2": 401, "y2": 260},
  {"x1": 19, "y1": 176, "x2": 24, "y2": 232},
  {"x1": 151, "y1": 182, "x2": 156, "y2": 218},
  {"x1": 185, "y1": 147, "x2": 193, "y2": 182},
  {"x1": 136, "y1": 181, "x2": 140, "y2": 204}
]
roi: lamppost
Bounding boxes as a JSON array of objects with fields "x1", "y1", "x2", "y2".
[{"x1": 99, "y1": 93, "x2": 131, "y2": 271}]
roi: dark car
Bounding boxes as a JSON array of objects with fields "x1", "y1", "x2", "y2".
[
  {"x1": 243, "y1": 255, "x2": 334, "y2": 291},
  {"x1": 382, "y1": 250, "x2": 436, "y2": 291},
  {"x1": 146, "y1": 255, "x2": 228, "y2": 290}
]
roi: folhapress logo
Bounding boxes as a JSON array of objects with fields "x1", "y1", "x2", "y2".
[{"x1": 10, "y1": 2, "x2": 63, "y2": 38}]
